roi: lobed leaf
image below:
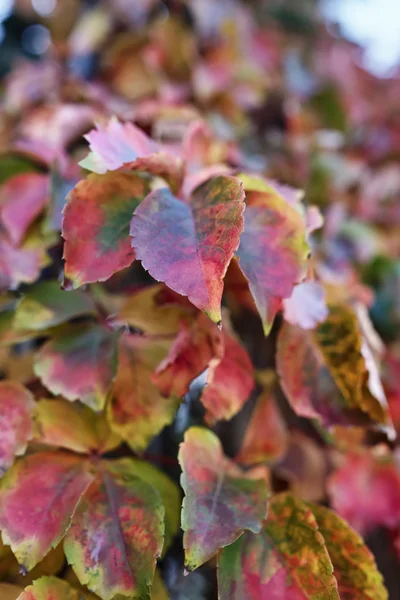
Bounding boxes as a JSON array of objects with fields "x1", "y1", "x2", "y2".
[
  {"x1": 0, "y1": 381, "x2": 35, "y2": 475},
  {"x1": 34, "y1": 324, "x2": 121, "y2": 411},
  {"x1": 218, "y1": 493, "x2": 339, "y2": 599},
  {"x1": 236, "y1": 175, "x2": 309, "y2": 335},
  {"x1": 179, "y1": 427, "x2": 269, "y2": 571},
  {"x1": 130, "y1": 175, "x2": 245, "y2": 323},
  {"x1": 64, "y1": 460, "x2": 165, "y2": 600},
  {"x1": 62, "y1": 172, "x2": 149, "y2": 287},
  {"x1": 0, "y1": 452, "x2": 94, "y2": 570}
]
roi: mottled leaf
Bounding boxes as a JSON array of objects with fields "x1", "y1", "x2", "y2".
[
  {"x1": 13, "y1": 281, "x2": 95, "y2": 331},
  {"x1": 327, "y1": 451, "x2": 400, "y2": 534},
  {"x1": 0, "y1": 381, "x2": 35, "y2": 475},
  {"x1": 107, "y1": 333, "x2": 179, "y2": 451},
  {"x1": 236, "y1": 388, "x2": 288, "y2": 465},
  {"x1": 179, "y1": 427, "x2": 269, "y2": 571},
  {"x1": 200, "y1": 331, "x2": 254, "y2": 424},
  {"x1": 152, "y1": 313, "x2": 223, "y2": 398},
  {"x1": 277, "y1": 304, "x2": 391, "y2": 429},
  {"x1": 130, "y1": 175, "x2": 245, "y2": 322},
  {"x1": 62, "y1": 172, "x2": 149, "y2": 287},
  {"x1": 236, "y1": 175, "x2": 309, "y2": 334},
  {"x1": 0, "y1": 452, "x2": 93, "y2": 569},
  {"x1": 0, "y1": 173, "x2": 49, "y2": 245},
  {"x1": 34, "y1": 399, "x2": 120, "y2": 455},
  {"x1": 16, "y1": 577, "x2": 79, "y2": 600},
  {"x1": 309, "y1": 503, "x2": 388, "y2": 600},
  {"x1": 64, "y1": 459, "x2": 164, "y2": 600},
  {"x1": 218, "y1": 493, "x2": 339, "y2": 599},
  {"x1": 34, "y1": 324, "x2": 120, "y2": 411}
]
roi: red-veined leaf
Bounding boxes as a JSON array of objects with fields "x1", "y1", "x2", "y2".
[
  {"x1": 62, "y1": 172, "x2": 149, "y2": 287},
  {"x1": 0, "y1": 173, "x2": 49, "y2": 245},
  {"x1": 34, "y1": 399, "x2": 120, "y2": 455},
  {"x1": 130, "y1": 175, "x2": 245, "y2": 322},
  {"x1": 16, "y1": 577, "x2": 79, "y2": 600},
  {"x1": 0, "y1": 381, "x2": 35, "y2": 475},
  {"x1": 179, "y1": 426, "x2": 269, "y2": 571},
  {"x1": 13, "y1": 281, "x2": 96, "y2": 331},
  {"x1": 152, "y1": 313, "x2": 223, "y2": 398},
  {"x1": 236, "y1": 175, "x2": 309, "y2": 334},
  {"x1": 309, "y1": 503, "x2": 388, "y2": 600},
  {"x1": 0, "y1": 452, "x2": 93, "y2": 570},
  {"x1": 218, "y1": 493, "x2": 339, "y2": 600},
  {"x1": 200, "y1": 330, "x2": 254, "y2": 424},
  {"x1": 64, "y1": 460, "x2": 164, "y2": 600},
  {"x1": 34, "y1": 324, "x2": 121, "y2": 411},
  {"x1": 236, "y1": 388, "x2": 288, "y2": 465},
  {"x1": 107, "y1": 333, "x2": 179, "y2": 451}
]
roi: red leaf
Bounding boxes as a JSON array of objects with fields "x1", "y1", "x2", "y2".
[
  {"x1": 64, "y1": 460, "x2": 164, "y2": 600},
  {"x1": 0, "y1": 381, "x2": 35, "y2": 475},
  {"x1": 0, "y1": 174, "x2": 49, "y2": 245},
  {"x1": 236, "y1": 175, "x2": 309, "y2": 334},
  {"x1": 0, "y1": 452, "x2": 93, "y2": 570},
  {"x1": 179, "y1": 426, "x2": 269, "y2": 571},
  {"x1": 62, "y1": 172, "x2": 149, "y2": 287},
  {"x1": 200, "y1": 331, "x2": 254, "y2": 424},
  {"x1": 131, "y1": 175, "x2": 245, "y2": 322},
  {"x1": 152, "y1": 313, "x2": 223, "y2": 398}
]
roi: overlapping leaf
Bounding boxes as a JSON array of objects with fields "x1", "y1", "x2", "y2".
[
  {"x1": 16, "y1": 577, "x2": 79, "y2": 600},
  {"x1": 236, "y1": 175, "x2": 310, "y2": 334},
  {"x1": 62, "y1": 172, "x2": 149, "y2": 287},
  {"x1": 130, "y1": 175, "x2": 245, "y2": 323},
  {"x1": 0, "y1": 381, "x2": 35, "y2": 474},
  {"x1": 218, "y1": 493, "x2": 339, "y2": 599},
  {"x1": 34, "y1": 324, "x2": 121, "y2": 411},
  {"x1": 107, "y1": 332, "x2": 179, "y2": 451},
  {"x1": 179, "y1": 427, "x2": 269, "y2": 571}
]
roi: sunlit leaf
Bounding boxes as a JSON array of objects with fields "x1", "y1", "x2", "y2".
[
  {"x1": 34, "y1": 324, "x2": 121, "y2": 411},
  {"x1": 16, "y1": 577, "x2": 79, "y2": 600},
  {"x1": 0, "y1": 381, "x2": 35, "y2": 475},
  {"x1": 62, "y1": 172, "x2": 149, "y2": 287},
  {"x1": 64, "y1": 459, "x2": 164, "y2": 600},
  {"x1": 218, "y1": 493, "x2": 339, "y2": 599},
  {"x1": 130, "y1": 175, "x2": 245, "y2": 322},
  {"x1": 236, "y1": 175, "x2": 309, "y2": 334},
  {"x1": 179, "y1": 426, "x2": 269, "y2": 571},
  {"x1": 0, "y1": 452, "x2": 94, "y2": 570}
]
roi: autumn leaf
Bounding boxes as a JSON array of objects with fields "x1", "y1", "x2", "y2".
[
  {"x1": 0, "y1": 452, "x2": 94, "y2": 569},
  {"x1": 200, "y1": 330, "x2": 254, "y2": 424},
  {"x1": 277, "y1": 303, "x2": 392, "y2": 429},
  {"x1": 34, "y1": 399, "x2": 120, "y2": 455},
  {"x1": 236, "y1": 388, "x2": 288, "y2": 465},
  {"x1": 309, "y1": 503, "x2": 388, "y2": 600},
  {"x1": 0, "y1": 173, "x2": 49, "y2": 245},
  {"x1": 283, "y1": 280, "x2": 328, "y2": 329},
  {"x1": 179, "y1": 427, "x2": 269, "y2": 571},
  {"x1": 0, "y1": 381, "x2": 35, "y2": 475},
  {"x1": 16, "y1": 577, "x2": 79, "y2": 600},
  {"x1": 62, "y1": 172, "x2": 149, "y2": 288},
  {"x1": 327, "y1": 451, "x2": 400, "y2": 534},
  {"x1": 13, "y1": 281, "x2": 96, "y2": 331},
  {"x1": 34, "y1": 324, "x2": 121, "y2": 411},
  {"x1": 218, "y1": 493, "x2": 339, "y2": 599},
  {"x1": 130, "y1": 175, "x2": 245, "y2": 323},
  {"x1": 152, "y1": 313, "x2": 223, "y2": 398},
  {"x1": 107, "y1": 333, "x2": 179, "y2": 451},
  {"x1": 236, "y1": 175, "x2": 309, "y2": 334},
  {"x1": 64, "y1": 460, "x2": 164, "y2": 600}
]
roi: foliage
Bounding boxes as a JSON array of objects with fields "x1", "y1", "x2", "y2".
[{"x1": 0, "y1": 0, "x2": 399, "y2": 598}]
